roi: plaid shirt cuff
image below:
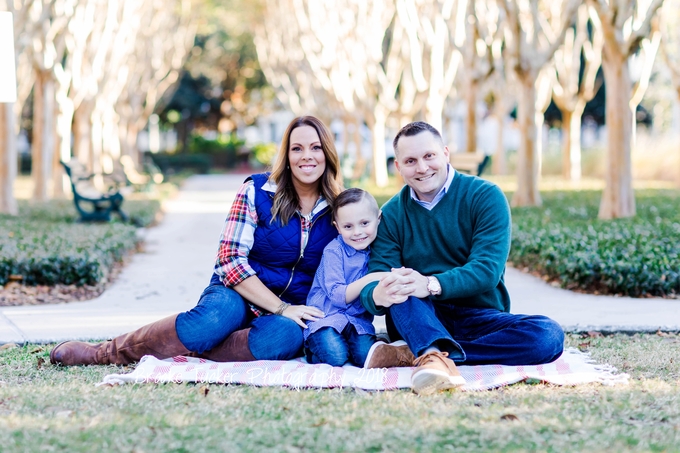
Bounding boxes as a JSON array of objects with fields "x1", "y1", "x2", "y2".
[{"x1": 222, "y1": 262, "x2": 257, "y2": 287}]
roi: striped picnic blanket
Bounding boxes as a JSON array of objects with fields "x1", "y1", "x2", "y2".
[{"x1": 98, "y1": 347, "x2": 628, "y2": 391}]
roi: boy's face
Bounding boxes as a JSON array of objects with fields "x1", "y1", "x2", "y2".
[{"x1": 334, "y1": 199, "x2": 381, "y2": 251}]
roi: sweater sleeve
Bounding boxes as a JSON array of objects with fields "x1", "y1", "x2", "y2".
[{"x1": 434, "y1": 183, "x2": 511, "y2": 300}]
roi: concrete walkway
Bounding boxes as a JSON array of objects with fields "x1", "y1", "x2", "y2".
[{"x1": 1, "y1": 174, "x2": 679, "y2": 344}]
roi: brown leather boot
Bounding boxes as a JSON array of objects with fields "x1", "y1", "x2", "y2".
[
  {"x1": 49, "y1": 315, "x2": 190, "y2": 366},
  {"x1": 198, "y1": 328, "x2": 255, "y2": 362}
]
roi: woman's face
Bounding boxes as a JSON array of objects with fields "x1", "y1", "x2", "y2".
[{"x1": 288, "y1": 125, "x2": 326, "y2": 189}]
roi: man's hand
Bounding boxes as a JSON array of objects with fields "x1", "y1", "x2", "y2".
[
  {"x1": 370, "y1": 267, "x2": 424, "y2": 307},
  {"x1": 397, "y1": 268, "x2": 430, "y2": 299}
]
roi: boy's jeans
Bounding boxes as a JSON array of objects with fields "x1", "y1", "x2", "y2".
[
  {"x1": 386, "y1": 296, "x2": 564, "y2": 365},
  {"x1": 305, "y1": 324, "x2": 376, "y2": 367}
]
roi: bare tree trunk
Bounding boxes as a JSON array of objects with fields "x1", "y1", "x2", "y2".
[
  {"x1": 535, "y1": 110, "x2": 546, "y2": 178},
  {"x1": 32, "y1": 73, "x2": 44, "y2": 199},
  {"x1": 425, "y1": 95, "x2": 445, "y2": 134},
  {"x1": 90, "y1": 107, "x2": 104, "y2": 187},
  {"x1": 51, "y1": 99, "x2": 65, "y2": 198},
  {"x1": 73, "y1": 102, "x2": 92, "y2": 167},
  {"x1": 465, "y1": 79, "x2": 478, "y2": 154},
  {"x1": 560, "y1": 101, "x2": 586, "y2": 180},
  {"x1": 54, "y1": 93, "x2": 75, "y2": 196},
  {"x1": 352, "y1": 117, "x2": 365, "y2": 181},
  {"x1": 369, "y1": 105, "x2": 389, "y2": 187},
  {"x1": 342, "y1": 118, "x2": 350, "y2": 159},
  {"x1": 677, "y1": 88, "x2": 680, "y2": 188},
  {"x1": 0, "y1": 102, "x2": 18, "y2": 215},
  {"x1": 32, "y1": 72, "x2": 56, "y2": 201},
  {"x1": 492, "y1": 114, "x2": 506, "y2": 175},
  {"x1": 127, "y1": 121, "x2": 140, "y2": 163},
  {"x1": 512, "y1": 78, "x2": 541, "y2": 207},
  {"x1": 599, "y1": 57, "x2": 635, "y2": 219}
]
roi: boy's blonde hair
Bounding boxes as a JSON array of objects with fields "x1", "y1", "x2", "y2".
[{"x1": 332, "y1": 188, "x2": 379, "y2": 221}]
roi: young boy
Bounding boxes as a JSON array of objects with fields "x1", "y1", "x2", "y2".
[{"x1": 304, "y1": 188, "x2": 415, "y2": 368}]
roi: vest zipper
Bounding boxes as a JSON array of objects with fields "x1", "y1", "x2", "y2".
[{"x1": 278, "y1": 210, "x2": 328, "y2": 299}]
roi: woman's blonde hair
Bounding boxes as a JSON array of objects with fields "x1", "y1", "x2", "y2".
[{"x1": 269, "y1": 116, "x2": 343, "y2": 224}]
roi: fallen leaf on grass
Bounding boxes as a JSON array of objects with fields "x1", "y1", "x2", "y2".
[
  {"x1": 578, "y1": 342, "x2": 591, "y2": 351},
  {"x1": 500, "y1": 414, "x2": 519, "y2": 421},
  {"x1": 312, "y1": 419, "x2": 328, "y2": 427},
  {"x1": 587, "y1": 331, "x2": 603, "y2": 338},
  {"x1": 0, "y1": 343, "x2": 17, "y2": 351},
  {"x1": 30, "y1": 346, "x2": 45, "y2": 354},
  {"x1": 199, "y1": 385, "x2": 210, "y2": 397},
  {"x1": 36, "y1": 357, "x2": 45, "y2": 369}
]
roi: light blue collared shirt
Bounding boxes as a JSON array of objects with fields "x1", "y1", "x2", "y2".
[{"x1": 409, "y1": 164, "x2": 455, "y2": 210}]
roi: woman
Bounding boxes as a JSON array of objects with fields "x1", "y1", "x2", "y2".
[{"x1": 50, "y1": 115, "x2": 344, "y2": 366}]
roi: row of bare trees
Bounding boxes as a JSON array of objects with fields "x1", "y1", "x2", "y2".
[
  {"x1": 0, "y1": 0, "x2": 195, "y2": 215},
  {"x1": 255, "y1": 0, "x2": 671, "y2": 219}
]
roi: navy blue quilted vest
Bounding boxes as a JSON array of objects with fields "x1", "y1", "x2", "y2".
[{"x1": 211, "y1": 173, "x2": 336, "y2": 306}]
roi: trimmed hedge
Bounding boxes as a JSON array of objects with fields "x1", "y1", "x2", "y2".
[
  {"x1": 0, "y1": 199, "x2": 161, "y2": 286},
  {"x1": 510, "y1": 190, "x2": 680, "y2": 298}
]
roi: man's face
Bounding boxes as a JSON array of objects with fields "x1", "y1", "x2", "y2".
[{"x1": 394, "y1": 131, "x2": 450, "y2": 202}]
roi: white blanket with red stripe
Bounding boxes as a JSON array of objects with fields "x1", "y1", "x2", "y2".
[{"x1": 98, "y1": 348, "x2": 628, "y2": 391}]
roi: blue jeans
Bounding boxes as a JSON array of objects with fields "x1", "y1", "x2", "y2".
[
  {"x1": 305, "y1": 324, "x2": 376, "y2": 367},
  {"x1": 175, "y1": 283, "x2": 304, "y2": 360},
  {"x1": 386, "y1": 296, "x2": 564, "y2": 365}
]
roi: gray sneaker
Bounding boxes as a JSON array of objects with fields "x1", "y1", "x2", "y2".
[
  {"x1": 364, "y1": 340, "x2": 415, "y2": 368},
  {"x1": 411, "y1": 351, "x2": 465, "y2": 395}
]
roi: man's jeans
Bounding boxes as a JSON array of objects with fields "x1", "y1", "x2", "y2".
[
  {"x1": 175, "y1": 283, "x2": 303, "y2": 360},
  {"x1": 305, "y1": 324, "x2": 376, "y2": 367},
  {"x1": 386, "y1": 296, "x2": 564, "y2": 365}
]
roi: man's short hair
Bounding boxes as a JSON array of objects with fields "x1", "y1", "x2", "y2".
[
  {"x1": 392, "y1": 121, "x2": 444, "y2": 155},
  {"x1": 332, "y1": 188, "x2": 379, "y2": 220}
]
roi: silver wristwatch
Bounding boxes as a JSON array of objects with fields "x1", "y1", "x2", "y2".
[{"x1": 427, "y1": 276, "x2": 441, "y2": 296}]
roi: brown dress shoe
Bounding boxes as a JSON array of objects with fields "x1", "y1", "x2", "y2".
[
  {"x1": 364, "y1": 340, "x2": 416, "y2": 368},
  {"x1": 411, "y1": 350, "x2": 465, "y2": 395}
]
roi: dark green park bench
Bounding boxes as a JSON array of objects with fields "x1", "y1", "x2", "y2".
[{"x1": 61, "y1": 160, "x2": 129, "y2": 222}]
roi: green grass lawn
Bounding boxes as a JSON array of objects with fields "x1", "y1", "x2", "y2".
[{"x1": 1, "y1": 333, "x2": 679, "y2": 452}]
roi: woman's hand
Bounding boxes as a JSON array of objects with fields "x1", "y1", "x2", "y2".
[{"x1": 281, "y1": 305, "x2": 325, "y2": 328}]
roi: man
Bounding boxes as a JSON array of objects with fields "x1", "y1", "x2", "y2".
[{"x1": 360, "y1": 121, "x2": 564, "y2": 395}]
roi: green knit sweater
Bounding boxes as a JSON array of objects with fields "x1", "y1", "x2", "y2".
[{"x1": 360, "y1": 172, "x2": 512, "y2": 315}]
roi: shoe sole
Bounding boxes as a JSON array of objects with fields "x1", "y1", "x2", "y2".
[{"x1": 412, "y1": 369, "x2": 466, "y2": 395}]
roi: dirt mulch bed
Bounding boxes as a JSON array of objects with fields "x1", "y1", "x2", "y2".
[{"x1": 0, "y1": 261, "x2": 125, "y2": 307}]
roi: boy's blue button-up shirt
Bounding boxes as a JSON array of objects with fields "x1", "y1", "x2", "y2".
[{"x1": 304, "y1": 235, "x2": 375, "y2": 341}]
